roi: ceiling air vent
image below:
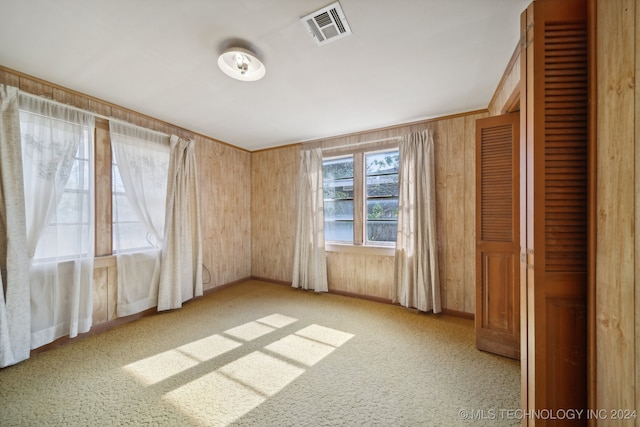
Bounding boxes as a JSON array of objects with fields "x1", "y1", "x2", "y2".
[{"x1": 300, "y1": 1, "x2": 352, "y2": 46}]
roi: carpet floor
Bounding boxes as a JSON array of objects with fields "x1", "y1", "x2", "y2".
[{"x1": 0, "y1": 280, "x2": 520, "y2": 426}]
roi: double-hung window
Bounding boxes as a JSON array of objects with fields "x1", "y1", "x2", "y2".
[
  {"x1": 19, "y1": 97, "x2": 94, "y2": 263},
  {"x1": 323, "y1": 148, "x2": 399, "y2": 246},
  {"x1": 112, "y1": 157, "x2": 156, "y2": 253},
  {"x1": 323, "y1": 156, "x2": 355, "y2": 242},
  {"x1": 109, "y1": 122, "x2": 170, "y2": 254}
]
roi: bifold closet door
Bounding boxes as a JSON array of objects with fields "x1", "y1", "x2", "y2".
[
  {"x1": 520, "y1": 0, "x2": 588, "y2": 424},
  {"x1": 475, "y1": 113, "x2": 520, "y2": 360}
]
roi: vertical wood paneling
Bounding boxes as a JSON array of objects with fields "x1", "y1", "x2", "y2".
[
  {"x1": 445, "y1": 117, "x2": 466, "y2": 311},
  {"x1": 636, "y1": 0, "x2": 640, "y2": 417},
  {"x1": 596, "y1": 0, "x2": 637, "y2": 419},
  {"x1": 325, "y1": 251, "x2": 393, "y2": 300},
  {"x1": 92, "y1": 267, "x2": 108, "y2": 324},
  {"x1": 488, "y1": 46, "x2": 522, "y2": 116},
  {"x1": 434, "y1": 120, "x2": 449, "y2": 309},
  {"x1": 464, "y1": 115, "x2": 478, "y2": 314},
  {"x1": 326, "y1": 251, "x2": 366, "y2": 294},
  {"x1": 108, "y1": 264, "x2": 117, "y2": 321},
  {"x1": 251, "y1": 145, "x2": 300, "y2": 282},
  {"x1": 365, "y1": 254, "x2": 394, "y2": 300},
  {"x1": 94, "y1": 123, "x2": 112, "y2": 257},
  {"x1": 196, "y1": 135, "x2": 252, "y2": 291}
]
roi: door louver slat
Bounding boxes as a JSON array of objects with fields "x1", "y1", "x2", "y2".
[
  {"x1": 543, "y1": 22, "x2": 588, "y2": 273},
  {"x1": 481, "y1": 124, "x2": 513, "y2": 242}
]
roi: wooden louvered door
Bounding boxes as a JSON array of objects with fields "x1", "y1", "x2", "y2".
[
  {"x1": 520, "y1": 0, "x2": 588, "y2": 424},
  {"x1": 475, "y1": 113, "x2": 520, "y2": 360}
]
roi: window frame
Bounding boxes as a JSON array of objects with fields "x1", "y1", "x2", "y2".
[{"x1": 322, "y1": 142, "x2": 399, "y2": 250}]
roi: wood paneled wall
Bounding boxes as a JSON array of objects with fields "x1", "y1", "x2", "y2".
[
  {"x1": 250, "y1": 111, "x2": 486, "y2": 315},
  {"x1": 595, "y1": 0, "x2": 640, "y2": 419},
  {"x1": 196, "y1": 135, "x2": 252, "y2": 290},
  {"x1": 0, "y1": 66, "x2": 252, "y2": 327},
  {"x1": 488, "y1": 44, "x2": 521, "y2": 117},
  {"x1": 251, "y1": 144, "x2": 300, "y2": 283}
]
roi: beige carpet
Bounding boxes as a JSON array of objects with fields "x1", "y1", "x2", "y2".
[{"x1": 0, "y1": 280, "x2": 520, "y2": 426}]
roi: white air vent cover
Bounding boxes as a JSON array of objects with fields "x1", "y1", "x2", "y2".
[{"x1": 300, "y1": 1, "x2": 352, "y2": 46}]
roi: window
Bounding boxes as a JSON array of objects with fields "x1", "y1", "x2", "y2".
[
  {"x1": 19, "y1": 99, "x2": 94, "y2": 263},
  {"x1": 323, "y1": 156, "x2": 354, "y2": 242},
  {"x1": 109, "y1": 121, "x2": 170, "y2": 254},
  {"x1": 323, "y1": 148, "x2": 399, "y2": 245},
  {"x1": 365, "y1": 150, "x2": 399, "y2": 243},
  {"x1": 112, "y1": 157, "x2": 156, "y2": 253}
]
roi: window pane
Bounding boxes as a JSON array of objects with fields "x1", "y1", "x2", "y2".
[
  {"x1": 56, "y1": 192, "x2": 90, "y2": 223},
  {"x1": 324, "y1": 199, "x2": 354, "y2": 221},
  {"x1": 35, "y1": 224, "x2": 90, "y2": 260},
  {"x1": 365, "y1": 150, "x2": 399, "y2": 244},
  {"x1": 366, "y1": 198, "x2": 399, "y2": 220},
  {"x1": 66, "y1": 157, "x2": 89, "y2": 190},
  {"x1": 325, "y1": 221, "x2": 354, "y2": 242},
  {"x1": 324, "y1": 177, "x2": 354, "y2": 199},
  {"x1": 114, "y1": 223, "x2": 155, "y2": 252},
  {"x1": 367, "y1": 221, "x2": 398, "y2": 242},
  {"x1": 365, "y1": 151, "x2": 399, "y2": 175},
  {"x1": 112, "y1": 163, "x2": 126, "y2": 193},
  {"x1": 112, "y1": 193, "x2": 140, "y2": 223},
  {"x1": 323, "y1": 157, "x2": 353, "y2": 180},
  {"x1": 366, "y1": 174, "x2": 398, "y2": 197},
  {"x1": 323, "y1": 156, "x2": 354, "y2": 242}
]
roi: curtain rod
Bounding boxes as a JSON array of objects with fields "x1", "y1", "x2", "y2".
[
  {"x1": 18, "y1": 91, "x2": 170, "y2": 137},
  {"x1": 320, "y1": 135, "x2": 402, "y2": 151}
]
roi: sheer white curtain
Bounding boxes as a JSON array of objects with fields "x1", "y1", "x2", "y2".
[
  {"x1": 110, "y1": 121, "x2": 170, "y2": 316},
  {"x1": 19, "y1": 94, "x2": 96, "y2": 348},
  {"x1": 292, "y1": 147, "x2": 328, "y2": 292},
  {"x1": 157, "y1": 135, "x2": 203, "y2": 311},
  {"x1": 393, "y1": 130, "x2": 441, "y2": 313},
  {"x1": 0, "y1": 85, "x2": 31, "y2": 367}
]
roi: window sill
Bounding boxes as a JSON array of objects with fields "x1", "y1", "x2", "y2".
[{"x1": 325, "y1": 243, "x2": 395, "y2": 257}]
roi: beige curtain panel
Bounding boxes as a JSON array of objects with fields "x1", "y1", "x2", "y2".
[
  {"x1": 157, "y1": 135, "x2": 203, "y2": 311},
  {"x1": 393, "y1": 129, "x2": 441, "y2": 313},
  {"x1": 292, "y1": 147, "x2": 328, "y2": 292},
  {"x1": 0, "y1": 85, "x2": 31, "y2": 367}
]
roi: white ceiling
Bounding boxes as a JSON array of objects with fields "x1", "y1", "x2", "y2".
[{"x1": 0, "y1": 0, "x2": 530, "y2": 151}]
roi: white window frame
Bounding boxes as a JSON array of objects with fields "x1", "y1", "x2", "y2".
[{"x1": 322, "y1": 143, "x2": 399, "y2": 254}]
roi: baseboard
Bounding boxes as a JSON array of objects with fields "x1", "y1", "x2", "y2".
[
  {"x1": 250, "y1": 276, "x2": 476, "y2": 320},
  {"x1": 441, "y1": 308, "x2": 475, "y2": 320},
  {"x1": 203, "y1": 276, "x2": 253, "y2": 295},
  {"x1": 328, "y1": 289, "x2": 393, "y2": 305},
  {"x1": 250, "y1": 276, "x2": 292, "y2": 286}
]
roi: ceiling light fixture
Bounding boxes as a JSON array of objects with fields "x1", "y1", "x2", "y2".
[{"x1": 217, "y1": 47, "x2": 265, "y2": 82}]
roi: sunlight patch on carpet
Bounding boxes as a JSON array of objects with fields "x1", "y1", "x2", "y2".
[
  {"x1": 219, "y1": 351, "x2": 305, "y2": 396},
  {"x1": 164, "y1": 371, "x2": 266, "y2": 426},
  {"x1": 265, "y1": 334, "x2": 338, "y2": 366},
  {"x1": 178, "y1": 334, "x2": 243, "y2": 362},
  {"x1": 223, "y1": 321, "x2": 276, "y2": 341},
  {"x1": 123, "y1": 334, "x2": 242, "y2": 385},
  {"x1": 256, "y1": 313, "x2": 298, "y2": 328},
  {"x1": 295, "y1": 324, "x2": 355, "y2": 347},
  {"x1": 157, "y1": 317, "x2": 355, "y2": 425}
]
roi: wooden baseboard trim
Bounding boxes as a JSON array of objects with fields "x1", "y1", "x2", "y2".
[
  {"x1": 328, "y1": 289, "x2": 393, "y2": 305},
  {"x1": 441, "y1": 308, "x2": 475, "y2": 320},
  {"x1": 250, "y1": 276, "x2": 292, "y2": 286},
  {"x1": 203, "y1": 276, "x2": 252, "y2": 295},
  {"x1": 250, "y1": 276, "x2": 476, "y2": 319}
]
